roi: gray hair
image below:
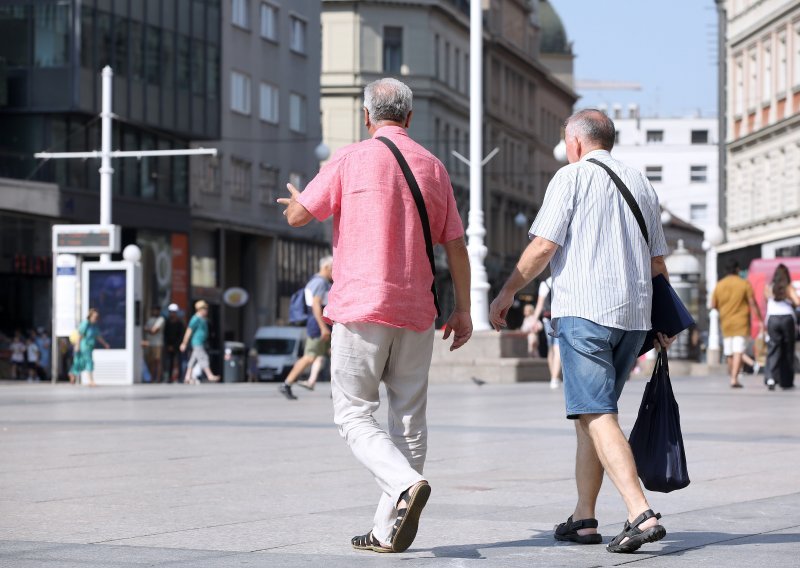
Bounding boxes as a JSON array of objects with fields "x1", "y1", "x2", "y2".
[
  {"x1": 565, "y1": 109, "x2": 616, "y2": 150},
  {"x1": 363, "y1": 78, "x2": 413, "y2": 123},
  {"x1": 319, "y1": 255, "x2": 333, "y2": 270}
]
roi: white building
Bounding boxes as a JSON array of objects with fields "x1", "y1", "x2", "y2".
[{"x1": 720, "y1": 0, "x2": 800, "y2": 265}]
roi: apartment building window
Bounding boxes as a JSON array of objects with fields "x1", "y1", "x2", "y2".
[
  {"x1": 645, "y1": 166, "x2": 662, "y2": 182},
  {"x1": 690, "y1": 203, "x2": 708, "y2": 223},
  {"x1": 794, "y1": 24, "x2": 800, "y2": 89},
  {"x1": 230, "y1": 158, "x2": 252, "y2": 200},
  {"x1": 259, "y1": 165, "x2": 279, "y2": 204},
  {"x1": 762, "y1": 40, "x2": 772, "y2": 103},
  {"x1": 646, "y1": 130, "x2": 663, "y2": 144},
  {"x1": 259, "y1": 82, "x2": 279, "y2": 123},
  {"x1": 230, "y1": 70, "x2": 251, "y2": 114},
  {"x1": 735, "y1": 55, "x2": 744, "y2": 115},
  {"x1": 434, "y1": 35, "x2": 439, "y2": 79},
  {"x1": 748, "y1": 48, "x2": 757, "y2": 109},
  {"x1": 690, "y1": 165, "x2": 707, "y2": 182},
  {"x1": 777, "y1": 33, "x2": 787, "y2": 94},
  {"x1": 444, "y1": 41, "x2": 450, "y2": 86},
  {"x1": 691, "y1": 130, "x2": 708, "y2": 144},
  {"x1": 289, "y1": 92, "x2": 306, "y2": 133},
  {"x1": 232, "y1": 0, "x2": 249, "y2": 29},
  {"x1": 383, "y1": 27, "x2": 402, "y2": 73},
  {"x1": 199, "y1": 155, "x2": 221, "y2": 194},
  {"x1": 454, "y1": 47, "x2": 460, "y2": 91},
  {"x1": 260, "y1": 2, "x2": 277, "y2": 41},
  {"x1": 290, "y1": 15, "x2": 306, "y2": 54}
]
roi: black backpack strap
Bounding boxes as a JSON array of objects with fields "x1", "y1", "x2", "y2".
[
  {"x1": 587, "y1": 158, "x2": 649, "y2": 246},
  {"x1": 376, "y1": 136, "x2": 441, "y2": 318}
]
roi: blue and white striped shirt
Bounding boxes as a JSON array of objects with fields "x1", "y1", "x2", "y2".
[{"x1": 529, "y1": 150, "x2": 668, "y2": 331}]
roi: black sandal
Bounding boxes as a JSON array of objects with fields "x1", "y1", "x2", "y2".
[
  {"x1": 351, "y1": 531, "x2": 392, "y2": 553},
  {"x1": 389, "y1": 481, "x2": 431, "y2": 553},
  {"x1": 606, "y1": 509, "x2": 666, "y2": 553},
  {"x1": 554, "y1": 515, "x2": 603, "y2": 544}
]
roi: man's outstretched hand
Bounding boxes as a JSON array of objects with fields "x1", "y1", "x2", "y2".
[{"x1": 443, "y1": 311, "x2": 472, "y2": 351}]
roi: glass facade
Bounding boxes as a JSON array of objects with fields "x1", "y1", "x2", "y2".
[{"x1": 0, "y1": 0, "x2": 221, "y2": 208}]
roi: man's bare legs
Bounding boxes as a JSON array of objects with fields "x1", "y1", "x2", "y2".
[
  {"x1": 548, "y1": 344, "x2": 562, "y2": 388},
  {"x1": 298, "y1": 356, "x2": 325, "y2": 390},
  {"x1": 284, "y1": 355, "x2": 314, "y2": 386},
  {"x1": 574, "y1": 414, "x2": 661, "y2": 539},
  {"x1": 728, "y1": 353, "x2": 744, "y2": 387}
]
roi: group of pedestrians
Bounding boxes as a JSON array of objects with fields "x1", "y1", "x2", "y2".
[
  {"x1": 7, "y1": 328, "x2": 50, "y2": 381},
  {"x1": 713, "y1": 261, "x2": 797, "y2": 390},
  {"x1": 277, "y1": 80, "x2": 672, "y2": 556},
  {"x1": 143, "y1": 303, "x2": 188, "y2": 383}
]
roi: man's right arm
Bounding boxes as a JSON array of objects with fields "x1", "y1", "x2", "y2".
[{"x1": 442, "y1": 236, "x2": 472, "y2": 351}]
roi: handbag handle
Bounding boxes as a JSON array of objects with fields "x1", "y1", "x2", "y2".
[
  {"x1": 587, "y1": 158, "x2": 649, "y2": 246},
  {"x1": 376, "y1": 136, "x2": 442, "y2": 319}
]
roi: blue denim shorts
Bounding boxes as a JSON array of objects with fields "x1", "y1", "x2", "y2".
[{"x1": 556, "y1": 317, "x2": 647, "y2": 420}]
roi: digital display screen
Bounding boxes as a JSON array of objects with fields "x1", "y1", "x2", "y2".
[
  {"x1": 88, "y1": 270, "x2": 127, "y2": 349},
  {"x1": 57, "y1": 232, "x2": 111, "y2": 247}
]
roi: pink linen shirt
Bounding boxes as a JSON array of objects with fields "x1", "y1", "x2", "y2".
[{"x1": 297, "y1": 125, "x2": 464, "y2": 332}]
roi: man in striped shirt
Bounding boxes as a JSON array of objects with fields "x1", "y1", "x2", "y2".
[{"x1": 489, "y1": 109, "x2": 675, "y2": 554}]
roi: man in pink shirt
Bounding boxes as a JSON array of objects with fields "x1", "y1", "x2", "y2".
[{"x1": 278, "y1": 78, "x2": 472, "y2": 553}]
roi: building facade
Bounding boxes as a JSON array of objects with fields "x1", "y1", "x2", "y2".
[
  {"x1": 320, "y1": 0, "x2": 576, "y2": 323},
  {"x1": 190, "y1": 0, "x2": 326, "y2": 347},
  {"x1": 0, "y1": 0, "x2": 221, "y2": 339},
  {"x1": 720, "y1": 0, "x2": 800, "y2": 267}
]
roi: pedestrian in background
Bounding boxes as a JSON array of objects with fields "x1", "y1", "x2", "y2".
[
  {"x1": 765, "y1": 263, "x2": 798, "y2": 390},
  {"x1": 520, "y1": 303, "x2": 540, "y2": 358},
  {"x1": 163, "y1": 303, "x2": 186, "y2": 383},
  {"x1": 711, "y1": 261, "x2": 764, "y2": 388},
  {"x1": 144, "y1": 306, "x2": 166, "y2": 382},
  {"x1": 529, "y1": 276, "x2": 562, "y2": 389},
  {"x1": 69, "y1": 309, "x2": 110, "y2": 387},
  {"x1": 490, "y1": 109, "x2": 673, "y2": 554},
  {"x1": 279, "y1": 256, "x2": 333, "y2": 399},
  {"x1": 278, "y1": 78, "x2": 472, "y2": 554},
  {"x1": 10, "y1": 333, "x2": 26, "y2": 380},
  {"x1": 180, "y1": 300, "x2": 219, "y2": 384},
  {"x1": 25, "y1": 335, "x2": 40, "y2": 382},
  {"x1": 36, "y1": 328, "x2": 51, "y2": 381}
]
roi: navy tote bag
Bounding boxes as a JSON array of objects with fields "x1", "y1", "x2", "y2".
[{"x1": 628, "y1": 350, "x2": 691, "y2": 493}]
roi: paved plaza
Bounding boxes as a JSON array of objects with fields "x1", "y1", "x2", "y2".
[{"x1": 1, "y1": 368, "x2": 799, "y2": 567}]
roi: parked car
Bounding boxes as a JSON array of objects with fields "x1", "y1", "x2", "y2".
[{"x1": 252, "y1": 326, "x2": 305, "y2": 381}]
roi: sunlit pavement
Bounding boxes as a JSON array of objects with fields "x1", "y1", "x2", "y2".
[{"x1": 1, "y1": 370, "x2": 798, "y2": 567}]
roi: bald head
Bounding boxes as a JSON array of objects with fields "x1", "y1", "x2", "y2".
[{"x1": 565, "y1": 109, "x2": 616, "y2": 151}]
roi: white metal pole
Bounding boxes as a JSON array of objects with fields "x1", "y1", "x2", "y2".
[
  {"x1": 99, "y1": 66, "x2": 114, "y2": 263},
  {"x1": 468, "y1": 0, "x2": 490, "y2": 331}
]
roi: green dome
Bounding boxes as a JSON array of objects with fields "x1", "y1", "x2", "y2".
[{"x1": 539, "y1": 0, "x2": 571, "y2": 55}]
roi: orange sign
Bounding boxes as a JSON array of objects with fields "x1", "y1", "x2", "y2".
[{"x1": 171, "y1": 233, "x2": 189, "y2": 312}]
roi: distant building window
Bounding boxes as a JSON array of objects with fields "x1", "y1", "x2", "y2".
[
  {"x1": 33, "y1": 3, "x2": 72, "y2": 67},
  {"x1": 645, "y1": 166, "x2": 662, "y2": 182},
  {"x1": 289, "y1": 172, "x2": 304, "y2": 191},
  {"x1": 289, "y1": 92, "x2": 306, "y2": 133},
  {"x1": 259, "y1": 165, "x2": 279, "y2": 204},
  {"x1": 794, "y1": 24, "x2": 800, "y2": 89},
  {"x1": 691, "y1": 130, "x2": 708, "y2": 144},
  {"x1": 646, "y1": 130, "x2": 663, "y2": 144},
  {"x1": 290, "y1": 15, "x2": 306, "y2": 54},
  {"x1": 690, "y1": 165, "x2": 707, "y2": 183},
  {"x1": 232, "y1": 0, "x2": 249, "y2": 29},
  {"x1": 259, "y1": 82, "x2": 279, "y2": 123},
  {"x1": 230, "y1": 157, "x2": 252, "y2": 200},
  {"x1": 260, "y1": 3, "x2": 277, "y2": 41},
  {"x1": 615, "y1": 130, "x2": 621, "y2": 145},
  {"x1": 762, "y1": 41, "x2": 772, "y2": 103},
  {"x1": 230, "y1": 70, "x2": 251, "y2": 115},
  {"x1": 777, "y1": 33, "x2": 787, "y2": 94},
  {"x1": 383, "y1": 27, "x2": 403, "y2": 73},
  {"x1": 690, "y1": 203, "x2": 708, "y2": 223}
]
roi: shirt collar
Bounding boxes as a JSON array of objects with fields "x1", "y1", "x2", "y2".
[
  {"x1": 580, "y1": 149, "x2": 612, "y2": 161},
  {"x1": 372, "y1": 125, "x2": 409, "y2": 138}
]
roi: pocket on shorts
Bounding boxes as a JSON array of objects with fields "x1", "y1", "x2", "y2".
[{"x1": 564, "y1": 318, "x2": 612, "y2": 355}]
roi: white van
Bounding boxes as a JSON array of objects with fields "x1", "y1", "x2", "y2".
[{"x1": 252, "y1": 326, "x2": 305, "y2": 381}]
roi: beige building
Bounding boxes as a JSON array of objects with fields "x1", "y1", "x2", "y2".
[
  {"x1": 719, "y1": 0, "x2": 800, "y2": 265},
  {"x1": 320, "y1": 0, "x2": 576, "y2": 320}
]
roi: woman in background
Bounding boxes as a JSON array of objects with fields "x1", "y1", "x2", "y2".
[
  {"x1": 69, "y1": 308, "x2": 109, "y2": 387},
  {"x1": 765, "y1": 264, "x2": 799, "y2": 390}
]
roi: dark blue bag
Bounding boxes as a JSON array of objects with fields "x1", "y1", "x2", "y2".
[
  {"x1": 628, "y1": 350, "x2": 690, "y2": 493},
  {"x1": 288, "y1": 287, "x2": 308, "y2": 325}
]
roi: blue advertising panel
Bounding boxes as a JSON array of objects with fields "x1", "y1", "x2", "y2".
[{"x1": 88, "y1": 270, "x2": 127, "y2": 349}]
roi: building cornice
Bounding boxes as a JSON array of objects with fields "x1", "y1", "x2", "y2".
[{"x1": 728, "y1": 111, "x2": 800, "y2": 151}]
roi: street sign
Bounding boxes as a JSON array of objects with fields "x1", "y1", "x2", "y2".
[{"x1": 52, "y1": 224, "x2": 121, "y2": 254}]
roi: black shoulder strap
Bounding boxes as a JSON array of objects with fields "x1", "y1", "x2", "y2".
[
  {"x1": 587, "y1": 158, "x2": 649, "y2": 246},
  {"x1": 376, "y1": 136, "x2": 441, "y2": 319}
]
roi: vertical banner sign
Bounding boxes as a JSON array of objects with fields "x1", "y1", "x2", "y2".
[
  {"x1": 55, "y1": 254, "x2": 78, "y2": 336},
  {"x1": 171, "y1": 233, "x2": 189, "y2": 312}
]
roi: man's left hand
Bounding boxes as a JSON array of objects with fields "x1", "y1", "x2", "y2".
[{"x1": 443, "y1": 311, "x2": 472, "y2": 351}]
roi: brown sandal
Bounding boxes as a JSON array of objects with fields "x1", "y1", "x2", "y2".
[
  {"x1": 351, "y1": 531, "x2": 392, "y2": 553},
  {"x1": 389, "y1": 481, "x2": 431, "y2": 553}
]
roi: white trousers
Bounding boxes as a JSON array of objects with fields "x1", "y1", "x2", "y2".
[{"x1": 331, "y1": 322, "x2": 434, "y2": 543}]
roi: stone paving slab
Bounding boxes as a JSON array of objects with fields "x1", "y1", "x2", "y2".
[{"x1": 0, "y1": 370, "x2": 799, "y2": 567}]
